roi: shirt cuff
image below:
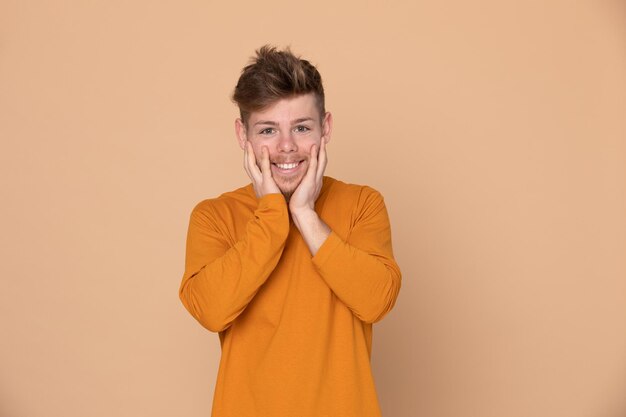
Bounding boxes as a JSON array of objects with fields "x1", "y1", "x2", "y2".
[{"x1": 257, "y1": 193, "x2": 287, "y2": 211}]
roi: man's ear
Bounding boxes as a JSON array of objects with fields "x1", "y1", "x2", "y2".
[
  {"x1": 321, "y1": 112, "x2": 333, "y2": 144},
  {"x1": 235, "y1": 118, "x2": 247, "y2": 150}
]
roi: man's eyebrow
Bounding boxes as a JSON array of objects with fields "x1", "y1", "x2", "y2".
[
  {"x1": 291, "y1": 117, "x2": 314, "y2": 124},
  {"x1": 253, "y1": 120, "x2": 278, "y2": 126},
  {"x1": 253, "y1": 117, "x2": 315, "y2": 127}
]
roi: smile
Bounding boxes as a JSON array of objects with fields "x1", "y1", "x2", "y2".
[
  {"x1": 272, "y1": 160, "x2": 303, "y2": 173},
  {"x1": 275, "y1": 162, "x2": 300, "y2": 169}
]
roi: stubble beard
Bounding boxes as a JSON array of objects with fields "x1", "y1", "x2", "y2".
[{"x1": 276, "y1": 173, "x2": 303, "y2": 203}]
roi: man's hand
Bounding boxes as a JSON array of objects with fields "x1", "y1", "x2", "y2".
[
  {"x1": 243, "y1": 142, "x2": 281, "y2": 198},
  {"x1": 289, "y1": 140, "x2": 327, "y2": 215},
  {"x1": 289, "y1": 140, "x2": 331, "y2": 256}
]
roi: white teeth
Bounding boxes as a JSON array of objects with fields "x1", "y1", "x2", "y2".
[{"x1": 275, "y1": 162, "x2": 299, "y2": 169}]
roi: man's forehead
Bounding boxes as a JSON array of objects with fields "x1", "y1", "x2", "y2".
[{"x1": 247, "y1": 94, "x2": 320, "y2": 125}]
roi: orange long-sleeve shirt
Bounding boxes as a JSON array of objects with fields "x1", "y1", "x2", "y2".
[{"x1": 179, "y1": 176, "x2": 401, "y2": 417}]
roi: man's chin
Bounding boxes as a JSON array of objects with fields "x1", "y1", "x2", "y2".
[
  {"x1": 276, "y1": 179, "x2": 302, "y2": 201},
  {"x1": 278, "y1": 186, "x2": 295, "y2": 200}
]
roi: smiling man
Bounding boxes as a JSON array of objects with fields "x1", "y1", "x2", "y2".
[{"x1": 179, "y1": 45, "x2": 401, "y2": 417}]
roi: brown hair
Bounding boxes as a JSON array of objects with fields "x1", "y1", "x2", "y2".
[{"x1": 232, "y1": 45, "x2": 325, "y2": 126}]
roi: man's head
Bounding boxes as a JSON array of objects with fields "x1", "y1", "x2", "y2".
[
  {"x1": 232, "y1": 45, "x2": 325, "y2": 127},
  {"x1": 233, "y1": 45, "x2": 332, "y2": 199}
]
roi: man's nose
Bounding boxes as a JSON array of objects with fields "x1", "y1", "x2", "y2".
[{"x1": 277, "y1": 131, "x2": 297, "y2": 152}]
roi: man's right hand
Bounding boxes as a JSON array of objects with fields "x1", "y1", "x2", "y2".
[{"x1": 243, "y1": 142, "x2": 281, "y2": 198}]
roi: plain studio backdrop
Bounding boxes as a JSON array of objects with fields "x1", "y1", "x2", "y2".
[{"x1": 1, "y1": 1, "x2": 625, "y2": 416}]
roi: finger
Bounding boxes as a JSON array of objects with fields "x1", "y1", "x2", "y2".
[
  {"x1": 304, "y1": 144, "x2": 318, "y2": 181},
  {"x1": 316, "y1": 140, "x2": 327, "y2": 183},
  {"x1": 260, "y1": 146, "x2": 273, "y2": 180},
  {"x1": 243, "y1": 142, "x2": 253, "y2": 175},
  {"x1": 243, "y1": 142, "x2": 252, "y2": 179},
  {"x1": 246, "y1": 142, "x2": 262, "y2": 182}
]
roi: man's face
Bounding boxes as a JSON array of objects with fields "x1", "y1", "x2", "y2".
[{"x1": 235, "y1": 93, "x2": 332, "y2": 197}]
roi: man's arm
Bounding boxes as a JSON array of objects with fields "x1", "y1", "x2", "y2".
[
  {"x1": 290, "y1": 142, "x2": 401, "y2": 323},
  {"x1": 179, "y1": 142, "x2": 288, "y2": 333},
  {"x1": 289, "y1": 140, "x2": 330, "y2": 256},
  {"x1": 313, "y1": 189, "x2": 401, "y2": 323},
  {"x1": 294, "y1": 189, "x2": 401, "y2": 324},
  {"x1": 179, "y1": 195, "x2": 289, "y2": 332},
  {"x1": 289, "y1": 209, "x2": 330, "y2": 256}
]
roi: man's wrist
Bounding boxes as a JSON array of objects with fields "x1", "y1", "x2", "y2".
[
  {"x1": 290, "y1": 207, "x2": 331, "y2": 256},
  {"x1": 290, "y1": 206, "x2": 316, "y2": 226}
]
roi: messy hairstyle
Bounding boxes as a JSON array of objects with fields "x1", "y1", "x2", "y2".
[{"x1": 232, "y1": 45, "x2": 325, "y2": 126}]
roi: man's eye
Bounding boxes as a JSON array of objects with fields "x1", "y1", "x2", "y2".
[
  {"x1": 294, "y1": 126, "x2": 310, "y2": 133},
  {"x1": 259, "y1": 128, "x2": 275, "y2": 135}
]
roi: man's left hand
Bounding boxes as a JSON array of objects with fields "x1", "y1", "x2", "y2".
[
  {"x1": 289, "y1": 140, "x2": 330, "y2": 255},
  {"x1": 289, "y1": 140, "x2": 327, "y2": 215}
]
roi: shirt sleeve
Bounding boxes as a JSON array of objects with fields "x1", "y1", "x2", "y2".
[
  {"x1": 179, "y1": 193, "x2": 290, "y2": 332},
  {"x1": 311, "y1": 187, "x2": 401, "y2": 323}
]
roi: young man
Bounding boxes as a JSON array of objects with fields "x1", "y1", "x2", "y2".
[{"x1": 179, "y1": 45, "x2": 401, "y2": 417}]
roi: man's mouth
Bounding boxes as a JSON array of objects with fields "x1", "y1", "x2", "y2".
[
  {"x1": 271, "y1": 160, "x2": 304, "y2": 173},
  {"x1": 274, "y1": 162, "x2": 300, "y2": 169}
]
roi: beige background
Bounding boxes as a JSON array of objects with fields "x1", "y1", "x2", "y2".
[{"x1": 1, "y1": 1, "x2": 625, "y2": 416}]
